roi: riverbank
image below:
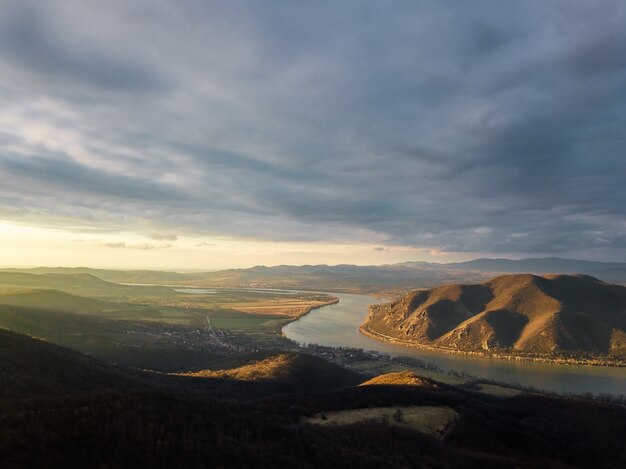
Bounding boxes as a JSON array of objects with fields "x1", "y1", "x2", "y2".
[
  {"x1": 293, "y1": 296, "x2": 339, "y2": 319},
  {"x1": 359, "y1": 323, "x2": 626, "y2": 368},
  {"x1": 279, "y1": 296, "x2": 339, "y2": 339}
]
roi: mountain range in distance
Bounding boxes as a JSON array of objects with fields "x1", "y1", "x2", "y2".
[
  {"x1": 2, "y1": 257, "x2": 626, "y2": 294},
  {"x1": 362, "y1": 273, "x2": 626, "y2": 364}
]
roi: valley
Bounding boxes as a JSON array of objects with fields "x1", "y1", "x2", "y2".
[
  {"x1": 0, "y1": 275, "x2": 336, "y2": 371},
  {"x1": 1, "y1": 265, "x2": 626, "y2": 467},
  {"x1": 2, "y1": 327, "x2": 626, "y2": 468}
]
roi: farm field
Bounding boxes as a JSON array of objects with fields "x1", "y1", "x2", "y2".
[{"x1": 0, "y1": 275, "x2": 336, "y2": 370}]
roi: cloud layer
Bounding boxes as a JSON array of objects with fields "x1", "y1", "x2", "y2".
[{"x1": 0, "y1": 0, "x2": 625, "y2": 260}]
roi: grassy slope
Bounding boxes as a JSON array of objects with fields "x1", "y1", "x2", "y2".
[
  {"x1": 0, "y1": 329, "x2": 363, "y2": 399},
  {"x1": 0, "y1": 267, "x2": 190, "y2": 284},
  {"x1": 360, "y1": 371, "x2": 439, "y2": 387},
  {"x1": 0, "y1": 272, "x2": 178, "y2": 301},
  {"x1": 0, "y1": 285, "x2": 318, "y2": 371},
  {"x1": 0, "y1": 303, "x2": 228, "y2": 372},
  {"x1": 179, "y1": 352, "x2": 363, "y2": 392},
  {"x1": 305, "y1": 405, "x2": 458, "y2": 438},
  {"x1": 364, "y1": 274, "x2": 626, "y2": 358},
  {"x1": 0, "y1": 288, "x2": 109, "y2": 313}
]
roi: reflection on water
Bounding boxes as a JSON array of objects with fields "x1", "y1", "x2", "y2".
[{"x1": 283, "y1": 292, "x2": 626, "y2": 395}]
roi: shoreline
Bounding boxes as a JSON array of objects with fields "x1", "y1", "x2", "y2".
[
  {"x1": 292, "y1": 296, "x2": 340, "y2": 320},
  {"x1": 280, "y1": 296, "x2": 340, "y2": 338},
  {"x1": 359, "y1": 324, "x2": 626, "y2": 368}
]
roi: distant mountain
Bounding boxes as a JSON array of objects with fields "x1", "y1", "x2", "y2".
[
  {"x1": 444, "y1": 257, "x2": 626, "y2": 274},
  {"x1": 0, "y1": 288, "x2": 109, "y2": 313},
  {"x1": 1, "y1": 264, "x2": 486, "y2": 293},
  {"x1": 183, "y1": 263, "x2": 484, "y2": 292},
  {"x1": 362, "y1": 274, "x2": 626, "y2": 360},
  {"x1": 0, "y1": 271, "x2": 179, "y2": 300},
  {"x1": 0, "y1": 271, "x2": 134, "y2": 296},
  {"x1": 1, "y1": 267, "x2": 193, "y2": 284},
  {"x1": 207, "y1": 258, "x2": 626, "y2": 290},
  {"x1": 3, "y1": 257, "x2": 625, "y2": 293}
]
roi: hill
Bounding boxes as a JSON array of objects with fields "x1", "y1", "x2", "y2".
[
  {"x1": 0, "y1": 271, "x2": 134, "y2": 297},
  {"x1": 179, "y1": 352, "x2": 363, "y2": 392},
  {"x1": 0, "y1": 272, "x2": 177, "y2": 300},
  {"x1": 0, "y1": 302, "x2": 233, "y2": 372},
  {"x1": 2, "y1": 330, "x2": 626, "y2": 467},
  {"x1": 362, "y1": 274, "x2": 626, "y2": 362},
  {"x1": 360, "y1": 371, "x2": 439, "y2": 387},
  {"x1": 1, "y1": 267, "x2": 192, "y2": 285},
  {"x1": 2, "y1": 264, "x2": 480, "y2": 292},
  {"x1": 4, "y1": 257, "x2": 625, "y2": 294},
  {"x1": 0, "y1": 329, "x2": 362, "y2": 399},
  {"x1": 0, "y1": 288, "x2": 108, "y2": 314},
  {"x1": 444, "y1": 257, "x2": 626, "y2": 273},
  {"x1": 0, "y1": 329, "x2": 142, "y2": 397}
]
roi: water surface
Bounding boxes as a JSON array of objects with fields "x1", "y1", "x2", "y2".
[{"x1": 283, "y1": 292, "x2": 626, "y2": 395}]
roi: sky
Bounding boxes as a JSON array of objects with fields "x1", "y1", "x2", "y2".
[{"x1": 0, "y1": 0, "x2": 625, "y2": 269}]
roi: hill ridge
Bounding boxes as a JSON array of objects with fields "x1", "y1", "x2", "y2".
[
  {"x1": 363, "y1": 274, "x2": 626, "y2": 362},
  {"x1": 2, "y1": 257, "x2": 625, "y2": 294}
]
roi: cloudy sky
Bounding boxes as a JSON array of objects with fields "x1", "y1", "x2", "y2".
[{"x1": 0, "y1": 0, "x2": 625, "y2": 269}]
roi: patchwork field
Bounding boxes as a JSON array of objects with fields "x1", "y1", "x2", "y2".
[{"x1": 0, "y1": 275, "x2": 336, "y2": 370}]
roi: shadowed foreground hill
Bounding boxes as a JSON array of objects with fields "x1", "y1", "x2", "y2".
[
  {"x1": 1, "y1": 330, "x2": 626, "y2": 467},
  {"x1": 0, "y1": 329, "x2": 142, "y2": 397},
  {"x1": 0, "y1": 330, "x2": 362, "y2": 399},
  {"x1": 363, "y1": 274, "x2": 626, "y2": 360}
]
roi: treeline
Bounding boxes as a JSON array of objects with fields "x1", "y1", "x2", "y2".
[
  {"x1": 3, "y1": 383, "x2": 625, "y2": 468},
  {"x1": 0, "y1": 390, "x2": 502, "y2": 468}
]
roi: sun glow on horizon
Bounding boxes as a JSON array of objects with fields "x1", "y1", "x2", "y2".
[{"x1": 0, "y1": 220, "x2": 464, "y2": 270}]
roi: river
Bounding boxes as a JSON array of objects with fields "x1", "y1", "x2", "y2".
[{"x1": 282, "y1": 292, "x2": 626, "y2": 395}]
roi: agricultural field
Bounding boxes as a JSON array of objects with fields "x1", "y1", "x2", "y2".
[{"x1": 0, "y1": 273, "x2": 336, "y2": 371}]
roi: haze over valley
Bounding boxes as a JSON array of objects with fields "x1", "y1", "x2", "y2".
[{"x1": 1, "y1": 0, "x2": 625, "y2": 467}]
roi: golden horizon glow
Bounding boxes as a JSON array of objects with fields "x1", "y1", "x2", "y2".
[{"x1": 0, "y1": 220, "x2": 467, "y2": 270}]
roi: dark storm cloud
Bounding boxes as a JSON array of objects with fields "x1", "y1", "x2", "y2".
[
  {"x1": 0, "y1": 0, "x2": 624, "y2": 260},
  {"x1": 0, "y1": 2, "x2": 169, "y2": 92},
  {"x1": 0, "y1": 153, "x2": 186, "y2": 202}
]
